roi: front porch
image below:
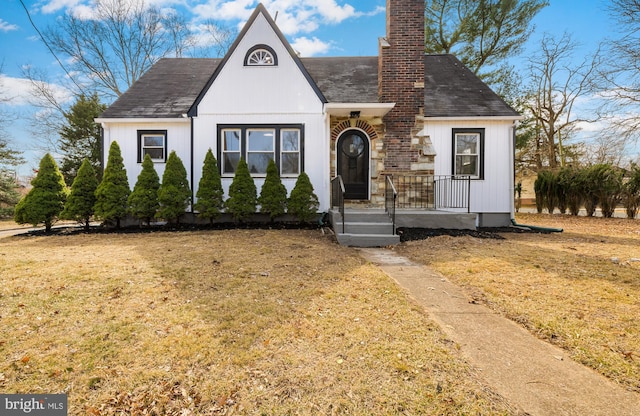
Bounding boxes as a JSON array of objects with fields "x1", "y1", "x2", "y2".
[
  {"x1": 329, "y1": 174, "x2": 478, "y2": 247},
  {"x1": 328, "y1": 208, "x2": 477, "y2": 247}
]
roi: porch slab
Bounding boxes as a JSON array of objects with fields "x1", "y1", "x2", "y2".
[{"x1": 393, "y1": 209, "x2": 477, "y2": 230}]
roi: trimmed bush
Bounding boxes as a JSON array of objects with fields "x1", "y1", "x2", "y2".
[
  {"x1": 557, "y1": 166, "x2": 583, "y2": 216},
  {"x1": 288, "y1": 172, "x2": 319, "y2": 223},
  {"x1": 158, "y1": 151, "x2": 191, "y2": 224},
  {"x1": 225, "y1": 159, "x2": 257, "y2": 222},
  {"x1": 128, "y1": 154, "x2": 160, "y2": 226},
  {"x1": 585, "y1": 164, "x2": 623, "y2": 218},
  {"x1": 15, "y1": 153, "x2": 68, "y2": 232},
  {"x1": 194, "y1": 149, "x2": 224, "y2": 224},
  {"x1": 622, "y1": 165, "x2": 640, "y2": 219},
  {"x1": 61, "y1": 158, "x2": 98, "y2": 230},
  {"x1": 534, "y1": 170, "x2": 557, "y2": 214},
  {"x1": 94, "y1": 141, "x2": 130, "y2": 228},
  {"x1": 258, "y1": 159, "x2": 287, "y2": 220}
]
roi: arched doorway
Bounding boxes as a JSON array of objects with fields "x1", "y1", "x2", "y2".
[{"x1": 337, "y1": 129, "x2": 369, "y2": 199}]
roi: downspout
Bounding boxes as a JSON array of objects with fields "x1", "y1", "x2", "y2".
[
  {"x1": 510, "y1": 120, "x2": 516, "y2": 221},
  {"x1": 190, "y1": 115, "x2": 194, "y2": 214},
  {"x1": 510, "y1": 120, "x2": 563, "y2": 233}
]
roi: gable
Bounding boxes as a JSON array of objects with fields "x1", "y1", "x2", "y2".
[{"x1": 189, "y1": 4, "x2": 326, "y2": 116}]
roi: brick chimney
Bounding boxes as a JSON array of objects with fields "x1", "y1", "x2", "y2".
[{"x1": 379, "y1": 0, "x2": 425, "y2": 172}]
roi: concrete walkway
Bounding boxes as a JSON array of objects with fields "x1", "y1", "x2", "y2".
[{"x1": 359, "y1": 248, "x2": 640, "y2": 416}]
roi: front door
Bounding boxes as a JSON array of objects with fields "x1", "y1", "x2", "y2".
[{"x1": 337, "y1": 130, "x2": 369, "y2": 199}]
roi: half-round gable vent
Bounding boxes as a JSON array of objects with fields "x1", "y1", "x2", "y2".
[{"x1": 244, "y1": 44, "x2": 278, "y2": 66}]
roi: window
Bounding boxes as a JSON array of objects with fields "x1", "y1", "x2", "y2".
[
  {"x1": 247, "y1": 129, "x2": 275, "y2": 173},
  {"x1": 452, "y1": 128, "x2": 484, "y2": 179},
  {"x1": 244, "y1": 44, "x2": 278, "y2": 66},
  {"x1": 222, "y1": 129, "x2": 241, "y2": 174},
  {"x1": 138, "y1": 130, "x2": 167, "y2": 162},
  {"x1": 218, "y1": 125, "x2": 304, "y2": 176},
  {"x1": 281, "y1": 129, "x2": 300, "y2": 175}
]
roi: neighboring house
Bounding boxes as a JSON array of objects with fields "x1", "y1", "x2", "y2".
[{"x1": 96, "y1": 0, "x2": 520, "y2": 232}]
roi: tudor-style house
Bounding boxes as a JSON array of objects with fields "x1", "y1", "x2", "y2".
[{"x1": 96, "y1": 0, "x2": 521, "y2": 246}]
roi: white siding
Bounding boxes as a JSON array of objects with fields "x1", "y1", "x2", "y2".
[
  {"x1": 192, "y1": 12, "x2": 329, "y2": 210},
  {"x1": 101, "y1": 121, "x2": 191, "y2": 191},
  {"x1": 425, "y1": 119, "x2": 516, "y2": 215}
]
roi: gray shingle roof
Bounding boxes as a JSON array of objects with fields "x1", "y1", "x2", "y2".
[
  {"x1": 99, "y1": 58, "x2": 221, "y2": 118},
  {"x1": 301, "y1": 56, "x2": 379, "y2": 103},
  {"x1": 423, "y1": 54, "x2": 519, "y2": 118},
  {"x1": 99, "y1": 54, "x2": 518, "y2": 119}
]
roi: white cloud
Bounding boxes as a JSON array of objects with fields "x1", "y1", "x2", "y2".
[
  {"x1": 39, "y1": 0, "x2": 83, "y2": 14},
  {"x1": 291, "y1": 36, "x2": 331, "y2": 56},
  {"x1": 305, "y1": 0, "x2": 355, "y2": 23},
  {"x1": 192, "y1": 1, "x2": 375, "y2": 34},
  {"x1": 193, "y1": 0, "x2": 255, "y2": 21},
  {"x1": 0, "y1": 75, "x2": 72, "y2": 107},
  {"x1": 0, "y1": 18, "x2": 19, "y2": 32}
]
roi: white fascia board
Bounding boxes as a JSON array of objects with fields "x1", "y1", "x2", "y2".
[
  {"x1": 95, "y1": 117, "x2": 191, "y2": 124},
  {"x1": 422, "y1": 115, "x2": 523, "y2": 122},
  {"x1": 324, "y1": 103, "x2": 395, "y2": 118}
]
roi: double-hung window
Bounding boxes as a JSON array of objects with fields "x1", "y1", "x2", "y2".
[
  {"x1": 222, "y1": 129, "x2": 241, "y2": 175},
  {"x1": 138, "y1": 130, "x2": 167, "y2": 162},
  {"x1": 281, "y1": 129, "x2": 301, "y2": 175},
  {"x1": 218, "y1": 125, "x2": 303, "y2": 177},
  {"x1": 452, "y1": 128, "x2": 484, "y2": 179}
]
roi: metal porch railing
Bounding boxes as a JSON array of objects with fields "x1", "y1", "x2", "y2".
[
  {"x1": 388, "y1": 175, "x2": 471, "y2": 212},
  {"x1": 385, "y1": 174, "x2": 398, "y2": 234},
  {"x1": 331, "y1": 175, "x2": 345, "y2": 233}
]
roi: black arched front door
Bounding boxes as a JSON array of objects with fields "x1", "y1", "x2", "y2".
[{"x1": 337, "y1": 130, "x2": 369, "y2": 200}]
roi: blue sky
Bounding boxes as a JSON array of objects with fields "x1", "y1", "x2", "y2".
[{"x1": 0, "y1": 0, "x2": 619, "y2": 175}]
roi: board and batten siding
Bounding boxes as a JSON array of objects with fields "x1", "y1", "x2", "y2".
[
  {"x1": 100, "y1": 120, "x2": 192, "y2": 192},
  {"x1": 192, "y1": 11, "x2": 329, "y2": 210},
  {"x1": 192, "y1": 114, "x2": 329, "y2": 210},
  {"x1": 425, "y1": 119, "x2": 516, "y2": 216}
]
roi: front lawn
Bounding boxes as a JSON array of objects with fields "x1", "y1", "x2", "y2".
[
  {"x1": 396, "y1": 213, "x2": 640, "y2": 392},
  {"x1": 0, "y1": 229, "x2": 514, "y2": 415}
]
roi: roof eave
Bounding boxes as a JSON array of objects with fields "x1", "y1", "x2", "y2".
[
  {"x1": 325, "y1": 102, "x2": 395, "y2": 118},
  {"x1": 95, "y1": 117, "x2": 191, "y2": 124},
  {"x1": 423, "y1": 115, "x2": 522, "y2": 121}
]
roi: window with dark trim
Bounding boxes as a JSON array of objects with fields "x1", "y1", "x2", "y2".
[
  {"x1": 218, "y1": 124, "x2": 303, "y2": 177},
  {"x1": 244, "y1": 44, "x2": 278, "y2": 66},
  {"x1": 137, "y1": 130, "x2": 167, "y2": 162},
  {"x1": 452, "y1": 128, "x2": 484, "y2": 179}
]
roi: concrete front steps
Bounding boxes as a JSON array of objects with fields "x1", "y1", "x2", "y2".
[
  {"x1": 328, "y1": 208, "x2": 479, "y2": 247},
  {"x1": 329, "y1": 209, "x2": 400, "y2": 247}
]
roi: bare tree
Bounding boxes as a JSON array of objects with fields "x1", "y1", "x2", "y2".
[
  {"x1": 0, "y1": 66, "x2": 23, "y2": 166},
  {"x1": 20, "y1": 66, "x2": 71, "y2": 154},
  {"x1": 600, "y1": 0, "x2": 640, "y2": 144},
  {"x1": 524, "y1": 33, "x2": 599, "y2": 169},
  {"x1": 42, "y1": 0, "x2": 203, "y2": 100},
  {"x1": 23, "y1": 0, "x2": 232, "y2": 156}
]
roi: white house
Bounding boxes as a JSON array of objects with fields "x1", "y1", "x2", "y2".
[{"x1": 96, "y1": 0, "x2": 521, "y2": 242}]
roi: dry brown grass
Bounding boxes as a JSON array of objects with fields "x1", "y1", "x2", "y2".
[
  {"x1": 0, "y1": 219, "x2": 31, "y2": 231},
  {"x1": 395, "y1": 213, "x2": 640, "y2": 392},
  {"x1": 0, "y1": 229, "x2": 516, "y2": 415}
]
